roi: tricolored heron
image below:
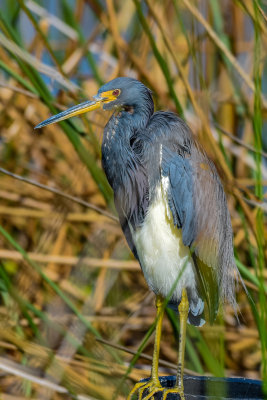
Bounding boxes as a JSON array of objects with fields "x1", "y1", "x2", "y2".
[{"x1": 35, "y1": 77, "x2": 240, "y2": 400}]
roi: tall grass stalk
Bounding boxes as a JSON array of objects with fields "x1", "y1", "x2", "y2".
[{"x1": 252, "y1": 1, "x2": 267, "y2": 390}]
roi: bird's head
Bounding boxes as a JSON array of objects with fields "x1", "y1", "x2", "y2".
[{"x1": 35, "y1": 77, "x2": 153, "y2": 129}]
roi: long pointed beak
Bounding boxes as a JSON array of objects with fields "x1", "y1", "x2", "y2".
[{"x1": 34, "y1": 96, "x2": 105, "y2": 129}]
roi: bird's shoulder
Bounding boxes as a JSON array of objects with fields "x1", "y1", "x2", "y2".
[
  {"x1": 149, "y1": 110, "x2": 187, "y2": 125},
  {"x1": 134, "y1": 111, "x2": 193, "y2": 164},
  {"x1": 146, "y1": 112, "x2": 218, "y2": 176},
  {"x1": 147, "y1": 111, "x2": 192, "y2": 140}
]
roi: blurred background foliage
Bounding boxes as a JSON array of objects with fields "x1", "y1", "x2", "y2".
[{"x1": 0, "y1": 0, "x2": 266, "y2": 399}]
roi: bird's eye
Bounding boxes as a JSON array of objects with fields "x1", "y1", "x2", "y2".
[{"x1": 112, "y1": 89, "x2": 120, "y2": 96}]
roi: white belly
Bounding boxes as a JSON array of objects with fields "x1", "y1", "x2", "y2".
[{"x1": 133, "y1": 186, "x2": 197, "y2": 303}]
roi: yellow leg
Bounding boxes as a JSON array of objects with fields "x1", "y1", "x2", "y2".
[
  {"x1": 161, "y1": 288, "x2": 189, "y2": 400},
  {"x1": 127, "y1": 289, "x2": 189, "y2": 400},
  {"x1": 127, "y1": 295, "x2": 164, "y2": 400},
  {"x1": 176, "y1": 287, "x2": 189, "y2": 391},
  {"x1": 151, "y1": 295, "x2": 164, "y2": 383}
]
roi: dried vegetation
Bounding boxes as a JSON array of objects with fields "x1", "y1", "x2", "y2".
[{"x1": 0, "y1": 0, "x2": 266, "y2": 399}]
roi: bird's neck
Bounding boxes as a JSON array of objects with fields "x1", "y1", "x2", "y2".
[
  {"x1": 118, "y1": 103, "x2": 153, "y2": 131},
  {"x1": 104, "y1": 105, "x2": 152, "y2": 143},
  {"x1": 101, "y1": 108, "x2": 151, "y2": 188}
]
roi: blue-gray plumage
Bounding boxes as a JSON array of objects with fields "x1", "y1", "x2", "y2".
[
  {"x1": 35, "y1": 77, "x2": 240, "y2": 399},
  {"x1": 98, "y1": 77, "x2": 238, "y2": 326}
]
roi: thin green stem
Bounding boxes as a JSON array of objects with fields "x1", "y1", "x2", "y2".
[
  {"x1": 133, "y1": 0, "x2": 184, "y2": 117},
  {"x1": 252, "y1": 1, "x2": 267, "y2": 389}
]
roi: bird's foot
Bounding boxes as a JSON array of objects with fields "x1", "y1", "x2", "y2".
[
  {"x1": 127, "y1": 378, "x2": 162, "y2": 400},
  {"x1": 161, "y1": 387, "x2": 185, "y2": 400},
  {"x1": 127, "y1": 380, "x2": 185, "y2": 400},
  {"x1": 143, "y1": 386, "x2": 185, "y2": 400}
]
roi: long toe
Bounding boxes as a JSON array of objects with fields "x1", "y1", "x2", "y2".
[
  {"x1": 142, "y1": 387, "x2": 164, "y2": 400},
  {"x1": 127, "y1": 379, "x2": 162, "y2": 400},
  {"x1": 162, "y1": 387, "x2": 185, "y2": 400},
  {"x1": 127, "y1": 381, "x2": 147, "y2": 400},
  {"x1": 142, "y1": 385, "x2": 186, "y2": 400},
  {"x1": 127, "y1": 381, "x2": 186, "y2": 399}
]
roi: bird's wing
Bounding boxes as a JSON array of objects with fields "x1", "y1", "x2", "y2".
[
  {"x1": 161, "y1": 145, "x2": 225, "y2": 323},
  {"x1": 161, "y1": 148, "x2": 196, "y2": 247}
]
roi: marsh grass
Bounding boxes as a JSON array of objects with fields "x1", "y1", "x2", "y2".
[{"x1": 0, "y1": 1, "x2": 266, "y2": 399}]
